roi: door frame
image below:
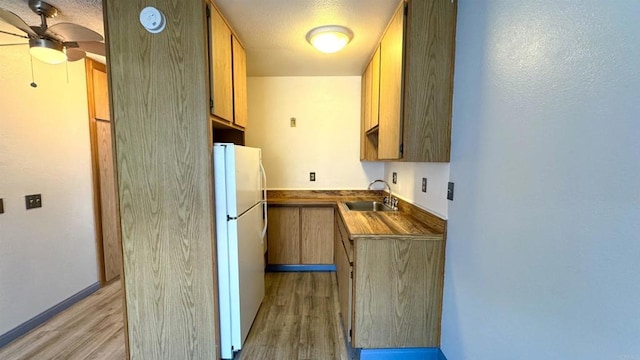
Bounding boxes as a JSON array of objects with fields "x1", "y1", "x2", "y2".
[{"x1": 85, "y1": 58, "x2": 122, "y2": 284}]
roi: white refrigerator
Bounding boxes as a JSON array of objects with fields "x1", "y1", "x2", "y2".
[{"x1": 213, "y1": 143, "x2": 267, "y2": 360}]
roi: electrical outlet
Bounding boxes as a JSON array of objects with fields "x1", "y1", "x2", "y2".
[
  {"x1": 422, "y1": 178, "x2": 427, "y2": 193},
  {"x1": 310, "y1": 172, "x2": 316, "y2": 181},
  {"x1": 392, "y1": 172, "x2": 397, "y2": 184},
  {"x1": 290, "y1": 117, "x2": 297, "y2": 127},
  {"x1": 447, "y1": 182, "x2": 454, "y2": 201},
  {"x1": 0, "y1": 198, "x2": 4, "y2": 214},
  {"x1": 25, "y1": 194, "x2": 42, "y2": 209}
]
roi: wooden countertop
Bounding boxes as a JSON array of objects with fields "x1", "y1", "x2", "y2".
[
  {"x1": 267, "y1": 189, "x2": 383, "y2": 205},
  {"x1": 267, "y1": 190, "x2": 445, "y2": 241}
]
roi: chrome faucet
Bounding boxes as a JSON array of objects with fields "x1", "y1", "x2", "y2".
[{"x1": 367, "y1": 179, "x2": 398, "y2": 210}]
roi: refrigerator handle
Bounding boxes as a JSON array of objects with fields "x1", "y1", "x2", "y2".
[{"x1": 259, "y1": 162, "x2": 268, "y2": 239}]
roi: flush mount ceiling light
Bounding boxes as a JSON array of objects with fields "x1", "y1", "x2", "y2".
[
  {"x1": 29, "y1": 38, "x2": 67, "y2": 64},
  {"x1": 306, "y1": 25, "x2": 353, "y2": 54}
]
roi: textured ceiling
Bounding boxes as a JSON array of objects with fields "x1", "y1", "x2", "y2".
[
  {"x1": 215, "y1": 0, "x2": 400, "y2": 76},
  {"x1": 0, "y1": 0, "x2": 399, "y2": 76}
]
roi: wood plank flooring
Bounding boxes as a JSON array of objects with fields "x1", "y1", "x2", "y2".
[
  {"x1": 0, "y1": 281, "x2": 126, "y2": 360},
  {"x1": 238, "y1": 272, "x2": 356, "y2": 360},
  {"x1": 0, "y1": 272, "x2": 355, "y2": 360}
]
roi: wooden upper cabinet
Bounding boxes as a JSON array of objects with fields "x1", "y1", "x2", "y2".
[
  {"x1": 402, "y1": 0, "x2": 457, "y2": 162},
  {"x1": 377, "y1": 4, "x2": 405, "y2": 160},
  {"x1": 361, "y1": 61, "x2": 372, "y2": 133},
  {"x1": 360, "y1": 46, "x2": 381, "y2": 161},
  {"x1": 209, "y1": 4, "x2": 249, "y2": 132},
  {"x1": 359, "y1": 0, "x2": 457, "y2": 162},
  {"x1": 210, "y1": 6, "x2": 234, "y2": 122},
  {"x1": 232, "y1": 36, "x2": 248, "y2": 128},
  {"x1": 92, "y1": 68, "x2": 110, "y2": 121},
  {"x1": 362, "y1": 47, "x2": 380, "y2": 134},
  {"x1": 370, "y1": 46, "x2": 380, "y2": 131}
]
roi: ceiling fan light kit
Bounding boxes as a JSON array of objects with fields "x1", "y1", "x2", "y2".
[
  {"x1": 29, "y1": 38, "x2": 66, "y2": 64},
  {"x1": 306, "y1": 25, "x2": 353, "y2": 54},
  {"x1": 0, "y1": 0, "x2": 106, "y2": 65}
]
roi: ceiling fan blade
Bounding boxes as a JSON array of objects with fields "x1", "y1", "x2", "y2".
[
  {"x1": 0, "y1": 43, "x2": 28, "y2": 46},
  {"x1": 65, "y1": 47, "x2": 86, "y2": 62},
  {"x1": 0, "y1": 7, "x2": 38, "y2": 38},
  {"x1": 76, "y1": 41, "x2": 105, "y2": 56},
  {"x1": 46, "y1": 23, "x2": 103, "y2": 43}
]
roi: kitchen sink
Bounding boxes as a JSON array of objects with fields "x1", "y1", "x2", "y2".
[{"x1": 345, "y1": 201, "x2": 395, "y2": 212}]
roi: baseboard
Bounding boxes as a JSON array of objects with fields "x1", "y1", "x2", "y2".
[
  {"x1": 266, "y1": 264, "x2": 336, "y2": 272},
  {"x1": 360, "y1": 347, "x2": 447, "y2": 360},
  {"x1": 0, "y1": 282, "x2": 101, "y2": 348}
]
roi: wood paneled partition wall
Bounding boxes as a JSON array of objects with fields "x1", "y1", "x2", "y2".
[{"x1": 103, "y1": 0, "x2": 219, "y2": 359}]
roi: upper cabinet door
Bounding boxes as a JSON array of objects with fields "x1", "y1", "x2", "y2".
[
  {"x1": 370, "y1": 46, "x2": 381, "y2": 131},
  {"x1": 360, "y1": 46, "x2": 381, "y2": 161},
  {"x1": 362, "y1": 59, "x2": 372, "y2": 132},
  {"x1": 232, "y1": 37, "x2": 248, "y2": 128},
  {"x1": 402, "y1": 0, "x2": 457, "y2": 162},
  {"x1": 210, "y1": 7, "x2": 234, "y2": 122},
  {"x1": 93, "y1": 68, "x2": 110, "y2": 121},
  {"x1": 378, "y1": 4, "x2": 405, "y2": 160}
]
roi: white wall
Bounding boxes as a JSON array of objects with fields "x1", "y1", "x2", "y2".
[
  {"x1": 0, "y1": 50, "x2": 98, "y2": 335},
  {"x1": 441, "y1": 1, "x2": 640, "y2": 359},
  {"x1": 384, "y1": 162, "x2": 449, "y2": 219},
  {"x1": 246, "y1": 76, "x2": 384, "y2": 189}
]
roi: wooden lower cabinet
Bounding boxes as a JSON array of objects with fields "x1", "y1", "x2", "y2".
[
  {"x1": 334, "y1": 214, "x2": 353, "y2": 342},
  {"x1": 301, "y1": 208, "x2": 334, "y2": 264},
  {"x1": 267, "y1": 206, "x2": 334, "y2": 265},
  {"x1": 267, "y1": 207, "x2": 300, "y2": 264},
  {"x1": 335, "y1": 215, "x2": 445, "y2": 348}
]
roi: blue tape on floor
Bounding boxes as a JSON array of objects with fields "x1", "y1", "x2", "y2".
[
  {"x1": 266, "y1": 264, "x2": 336, "y2": 272},
  {"x1": 360, "y1": 347, "x2": 447, "y2": 360}
]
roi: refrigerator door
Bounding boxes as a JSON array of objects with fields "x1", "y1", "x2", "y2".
[
  {"x1": 224, "y1": 144, "x2": 263, "y2": 217},
  {"x1": 232, "y1": 203, "x2": 265, "y2": 348},
  {"x1": 217, "y1": 205, "x2": 265, "y2": 359},
  {"x1": 213, "y1": 143, "x2": 266, "y2": 359}
]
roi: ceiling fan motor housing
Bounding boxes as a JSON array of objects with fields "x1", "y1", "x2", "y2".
[{"x1": 29, "y1": 0, "x2": 58, "y2": 18}]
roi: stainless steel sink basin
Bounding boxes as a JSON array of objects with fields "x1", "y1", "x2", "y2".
[{"x1": 345, "y1": 201, "x2": 395, "y2": 212}]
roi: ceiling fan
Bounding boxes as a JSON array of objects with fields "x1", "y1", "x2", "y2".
[{"x1": 0, "y1": 0, "x2": 105, "y2": 64}]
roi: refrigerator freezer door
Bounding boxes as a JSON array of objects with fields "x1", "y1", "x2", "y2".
[{"x1": 225, "y1": 145, "x2": 262, "y2": 217}]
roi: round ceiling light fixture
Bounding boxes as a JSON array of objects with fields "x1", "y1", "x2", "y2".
[{"x1": 306, "y1": 25, "x2": 353, "y2": 54}]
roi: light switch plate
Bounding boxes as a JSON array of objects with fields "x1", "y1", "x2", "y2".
[
  {"x1": 310, "y1": 172, "x2": 316, "y2": 181},
  {"x1": 447, "y1": 182, "x2": 454, "y2": 201},
  {"x1": 422, "y1": 178, "x2": 427, "y2": 193},
  {"x1": 392, "y1": 172, "x2": 397, "y2": 184},
  {"x1": 0, "y1": 198, "x2": 4, "y2": 214}
]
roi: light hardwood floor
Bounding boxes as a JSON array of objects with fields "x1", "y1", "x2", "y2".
[
  {"x1": 0, "y1": 281, "x2": 126, "y2": 360},
  {"x1": 238, "y1": 272, "x2": 355, "y2": 360},
  {"x1": 0, "y1": 272, "x2": 355, "y2": 360}
]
